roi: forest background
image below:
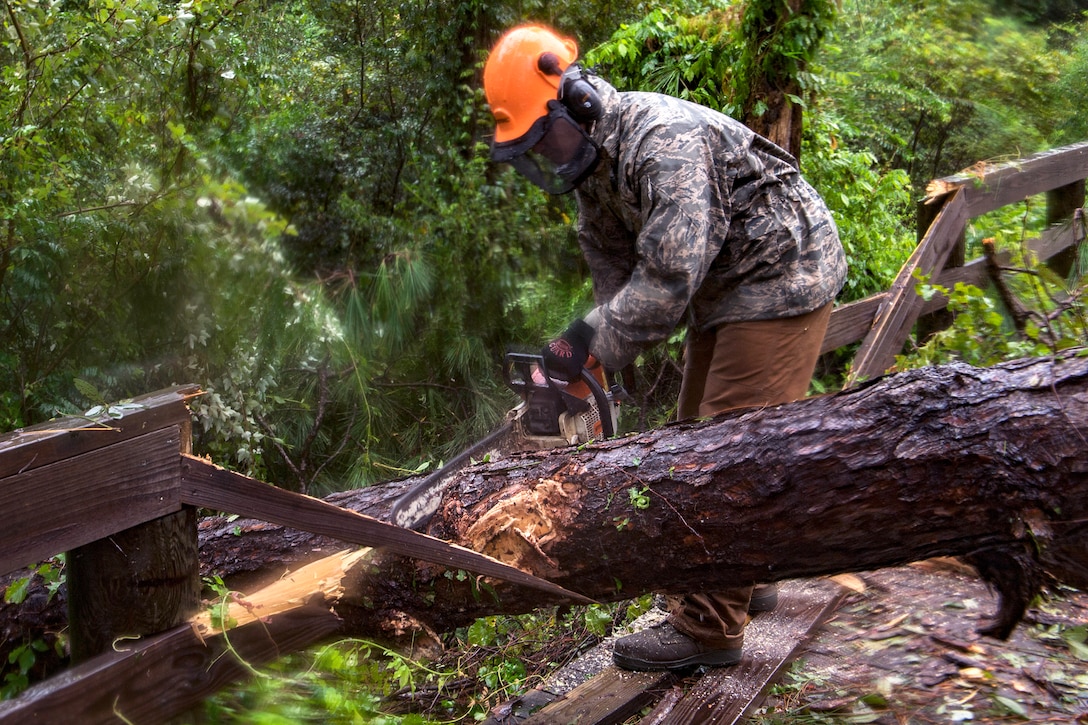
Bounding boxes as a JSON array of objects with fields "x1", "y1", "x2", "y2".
[
  {"x1": 3, "y1": 0, "x2": 1088, "y2": 718},
  {"x1": 4, "y1": 0, "x2": 1088, "y2": 494}
]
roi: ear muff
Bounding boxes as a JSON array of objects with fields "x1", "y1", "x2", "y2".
[
  {"x1": 537, "y1": 53, "x2": 602, "y2": 124},
  {"x1": 559, "y1": 64, "x2": 602, "y2": 123}
]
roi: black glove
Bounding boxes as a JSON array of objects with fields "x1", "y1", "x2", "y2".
[{"x1": 541, "y1": 319, "x2": 595, "y2": 381}]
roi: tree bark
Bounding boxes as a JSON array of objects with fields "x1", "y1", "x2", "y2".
[{"x1": 196, "y1": 352, "x2": 1088, "y2": 643}]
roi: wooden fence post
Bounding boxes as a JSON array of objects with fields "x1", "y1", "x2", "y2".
[
  {"x1": 65, "y1": 413, "x2": 201, "y2": 663},
  {"x1": 1046, "y1": 179, "x2": 1086, "y2": 278},
  {"x1": 67, "y1": 508, "x2": 201, "y2": 663}
]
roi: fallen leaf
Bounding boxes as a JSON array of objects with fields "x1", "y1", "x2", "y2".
[
  {"x1": 1009, "y1": 679, "x2": 1034, "y2": 694},
  {"x1": 992, "y1": 694, "x2": 1029, "y2": 719},
  {"x1": 829, "y1": 573, "x2": 867, "y2": 593}
]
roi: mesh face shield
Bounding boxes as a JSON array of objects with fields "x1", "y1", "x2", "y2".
[{"x1": 491, "y1": 101, "x2": 599, "y2": 195}]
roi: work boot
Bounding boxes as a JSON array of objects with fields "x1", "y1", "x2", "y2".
[
  {"x1": 748, "y1": 583, "x2": 779, "y2": 613},
  {"x1": 612, "y1": 621, "x2": 742, "y2": 671}
]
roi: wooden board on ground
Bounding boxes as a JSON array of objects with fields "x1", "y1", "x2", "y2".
[
  {"x1": 647, "y1": 578, "x2": 847, "y2": 724},
  {"x1": 523, "y1": 669, "x2": 676, "y2": 725},
  {"x1": 490, "y1": 579, "x2": 845, "y2": 725}
]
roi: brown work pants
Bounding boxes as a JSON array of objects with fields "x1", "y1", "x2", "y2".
[{"x1": 666, "y1": 302, "x2": 833, "y2": 648}]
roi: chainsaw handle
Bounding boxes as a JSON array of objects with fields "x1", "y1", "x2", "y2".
[
  {"x1": 505, "y1": 352, "x2": 615, "y2": 440},
  {"x1": 577, "y1": 362, "x2": 616, "y2": 439}
]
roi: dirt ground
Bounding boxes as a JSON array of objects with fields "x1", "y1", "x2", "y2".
[{"x1": 753, "y1": 561, "x2": 1088, "y2": 724}]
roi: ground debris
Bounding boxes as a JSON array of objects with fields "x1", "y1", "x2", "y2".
[{"x1": 755, "y1": 565, "x2": 1088, "y2": 724}]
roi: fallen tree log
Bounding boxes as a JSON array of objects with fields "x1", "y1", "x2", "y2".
[
  {"x1": 197, "y1": 351, "x2": 1088, "y2": 642},
  {"x1": 5, "y1": 352, "x2": 1087, "y2": 675}
]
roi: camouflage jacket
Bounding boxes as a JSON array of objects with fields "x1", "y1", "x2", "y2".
[{"x1": 577, "y1": 79, "x2": 847, "y2": 370}]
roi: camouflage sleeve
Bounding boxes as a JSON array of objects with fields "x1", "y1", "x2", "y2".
[
  {"x1": 576, "y1": 196, "x2": 636, "y2": 306},
  {"x1": 583, "y1": 132, "x2": 727, "y2": 370}
]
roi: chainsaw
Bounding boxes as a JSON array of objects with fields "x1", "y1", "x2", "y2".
[{"x1": 390, "y1": 351, "x2": 622, "y2": 530}]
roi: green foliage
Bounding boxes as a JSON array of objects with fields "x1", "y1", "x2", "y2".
[
  {"x1": 0, "y1": 0, "x2": 297, "y2": 432},
  {"x1": 627, "y1": 484, "x2": 651, "y2": 509},
  {"x1": 203, "y1": 603, "x2": 634, "y2": 722},
  {"x1": 903, "y1": 279, "x2": 1042, "y2": 369},
  {"x1": 731, "y1": 0, "x2": 838, "y2": 122},
  {"x1": 1, "y1": 640, "x2": 48, "y2": 701},
  {"x1": 896, "y1": 201, "x2": 1088, "y2": 372},
  {"x1": 205, "y1": 640, "x2": 443, "y2": 724},
  {"x1": 583, "y1": 604, "x2": 614, "y2": 637},
  {"x1": 1, "y1": 557, "x2": 66, "y2": 699},
  {"x1": 802, "y1": 113, "x2": 916, "y2": 302},
  {"x1": 587, "y1": 0, "x2": 839, "y2": 125},
  {"x1": 995, "y1": 0, "x2": 1088, "y2": 25},
  {"x1": 0, "y1": 0, "x2": 600, "y2": 490},
  {"x1": 820, "y1": 0, "x2": 1067, "y2": 188},
  {"x1": 586, "y1": 6, "x2": 743, "y2": 114},
  {"x1": 1049, "y1": 22, "x2": 1088, "y2": 144},
  {"x1": 201, "y1": 1, "x2": 608, "y2": 486}
]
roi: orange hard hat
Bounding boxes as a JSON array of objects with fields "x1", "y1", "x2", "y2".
[{"x1": 483, "y1": 25, "x2": 579, "y2": 144}]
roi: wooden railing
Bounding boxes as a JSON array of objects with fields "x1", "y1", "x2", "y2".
[
  {"x1": 0, "y1": 390, "x2": 574, "y2": 722},
  {"x1": 0, "y1": 140, "x2": 1085, "y2": 723},
  {"x1": 823, "y1": 140, "x2": 1087, "y2": 385}
]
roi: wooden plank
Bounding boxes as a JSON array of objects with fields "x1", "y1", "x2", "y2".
[
  {"x1": 914, "y1": 194, "x2": 965, "y2": 342},
  {"x1": 821, "y1": 294, "x2": 883, "y2": 354},
  {"x1": 501, "y1": 580, "x2": 844, "y2": 725},
  {"x1": 0, "y1": 427, "x2": 184, "y2": 575},
  {"x1": 934, "y1": 141, "x2": 1088, "y2": 219},
  {"x1": 179, "y1": 455, "x2": 592, "y2": 603},
  {"x1": 1044, "y1": 180, "x2": 1086, "y2": 277},
  {"x1": 521, "y1": 669, "x2": 676, "y2": 725},
  {"x1": 0, "y1": 384, "x2": 200, "y2": 478},
  {"x1": 1034, "y1": 214, "x2": 1086, "y2": 266},
  {"x1": 638, "y1": 686, "x2": 686, "y2": 725},
  {"x1": 0, "y1": 603, "x2": 341, "y2": 724},
  {"x1": 846, "y1": 189, "x2": 968, "y2": 386},
  {"x1": 649, "y1": 579, "x2": 847, "y2": 725}
]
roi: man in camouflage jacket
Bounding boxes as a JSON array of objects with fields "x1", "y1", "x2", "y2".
[
  {"x1": 484, "y1": 24, "x2": 847, "y2": 671},
  {"x1": 576, "y1": 79, "x2": 845, "y2": 372}
]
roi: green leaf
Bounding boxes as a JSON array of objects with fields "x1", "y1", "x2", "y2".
[
  {"x1": 992, "y1": 694, "x2": 1029, "y2": 719},
  {"x1": 467, "y1": 617, "x2": 496, "y2": 647},
  {"x1": 74, "y1": 378, "x2": 105, "y2": 406},
  {"x1": 3, "y1": 577, "x2": 30, "y2": 605},
  {"x1": 1062, "y1": 625, "x2": 1088, "y2": 660},
  {"x1": 584, "y1": 604, "x2": 612, "y2": 638},
  {"x1": 16, "y1": 646, "x2": 36, "y2": 672}
]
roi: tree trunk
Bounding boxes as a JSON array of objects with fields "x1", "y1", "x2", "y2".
[
  {"x1": 739, "y1": 0, "x2": 811, "y2": 162},
  {"x1": 6, "y1": 353, "x2": 1088, "y2": 679},
  {"x1": 198, "y1": 352, "x2": 1088, "y2": 643}
]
